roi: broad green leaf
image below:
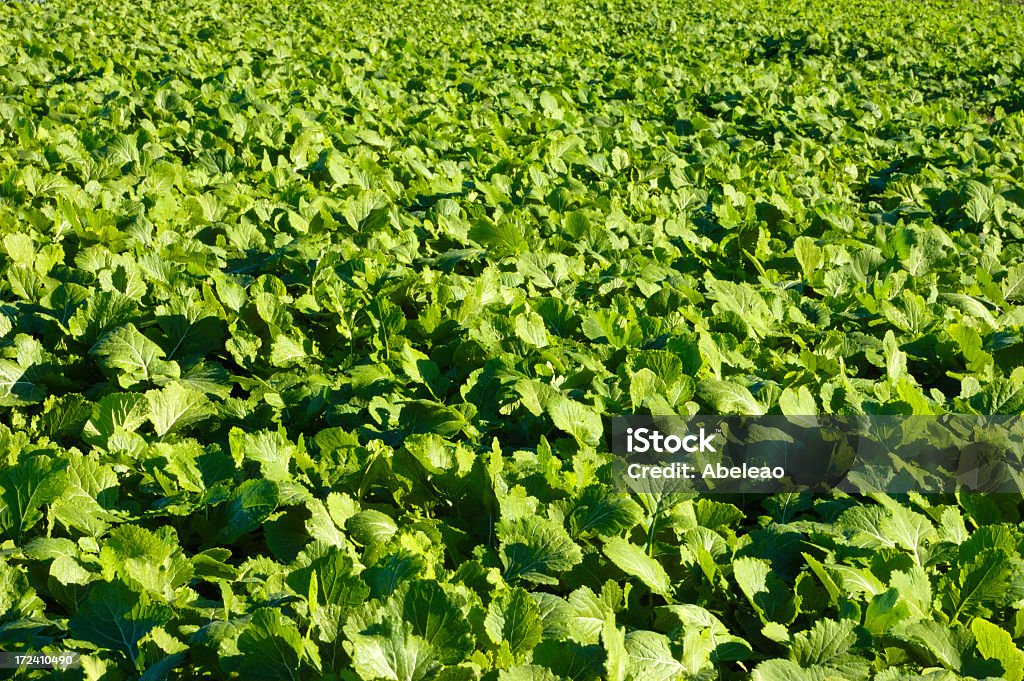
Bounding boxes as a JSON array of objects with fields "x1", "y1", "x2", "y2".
[
  {"x1": 889, "y1": 565, "x2": 933, "y2": 619},
  {"x1": 83, "y1": 392, "x2": 150, "y2": 444},
  {"x1": 485, "y1": 587, "x2": 544, "y2": 659},
  {"x1": 496, "y1": 667, "x2": 559, "y2": 681},
  {"x1": 697, "y1": 379, "x2": 765, "y2": 415},
  {"x1": 217, "y1": 479, "x2": 279, "y2": 544},
  {"x1": 879, "y1": 504, "x2": 936, "y2": 565},
  {"x1": 147, "y1": 382, "x2": 215, "y2": 437},
  {"x1": 229, "y1": 427, "x2": 293, "y2": 482},
  {"x1": 891, "y1": 621, "x2": 970, "y2": 671},
  {"x1": 99, "y1": 525, "x2": 193, "y2": 600},
  {"x1": 865, "y1": 588, "x2": 911, "y2": 636},
  {"x1": 347, "y1": 509, "x2": 399, "y2": 546},
  {"x1": 0, "y1": 455, "x2": 68, "y2": 542},
  {"x1": 0, "y1": 359, "x2": 46, "y2": 406},
  {"x1": 602, "y1": 537, "x2": 672, "y2": 597},
  {"x1": 287, "y1": 546, "x2": 368, "y2": 609},
  {"x1": 497, "y1": 517, "x2": 582, "y2": 585},
  {"x1": 789, "y1": 618, "x2": 855, "y2": 666},
  {"x1": 733, "y1": 556, "x2": 798, "y2": 624},
  {"x1": 971, "y1": 618, "x2": 1024, "y2": 681},
  {"x1": 346, "y1": 620, "x2": 440, "y2": 681},
  {"x1": 944, "y1": 549, "x2": 1019, "y2": 620},
  {"x1": 69, "y1": 581, "x2": 172, "y2": 660},
  {"x1": 569, "y1": 486, "x2": 643, "y2": 538},
  {"x1": 92, "y1": 323, "x2": 180, "y2": 388},
  {"x1": 778, "y1": 386, "x2": 816, "y2": 416},
  {"x1": 0, "y1": 558, "x2": 46, "y2": 620},
  {"x1": 546, "y1": 394, "x2": 603, "y2": 447},
  {"x1": 237, "y1": 608, "x2": 304, "y2": 681},
  {"x1": 624, "y1": 630, "x2": 688, "y2": 681},
  {"x1": 515, "y1": 311, "x2": 549, "y2": 348}
]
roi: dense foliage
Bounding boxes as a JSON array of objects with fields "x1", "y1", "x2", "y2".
[{"x1": 2, "y1": 0, "x2": 1024, "y2": 678}]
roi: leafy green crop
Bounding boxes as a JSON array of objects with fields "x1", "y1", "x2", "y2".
[{"x1": 2, "y1": 0, "x2": 1024, "y2": 678}]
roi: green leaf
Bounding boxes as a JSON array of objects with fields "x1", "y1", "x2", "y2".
[
  {"x1": 397, "y1": 580, "x2": 475, "y2": 664},
  {"x1": 0, "y1": 359, "x2": 46, "y2": 406},
  {"x1": 496, "y1": 667, "x2": 559, "y2": 681},
  {"x1": 270, "y1": 334, "x2": 309, "y2": 367},
  {"x1": 888, "y1": 565, "x2": 933, "y2": 619},
  {"x1": 497, "y1": 517, "x2": 583, "y2": 585},
  {"x1": 99, "y1": 525, "x2": 193, "y2": 600},
  {"x1": 363, "y1": 551, "x2": 425, "y2": 600},
  {"x1": 0, "y1": 558, "x2": 46, "y2": 620},
  {"x1": 705, "y1": 279, "x2": 774, "y2": 338},
  {"x1": 963, "y1": 180, "x2": 995, "y2": 225},
  {"x1": 789, "y1": 618, "x2": 855, "y2": 666},
  {"x1": 971, "y1": 618, "x2": 1024, "y2": 681},
  {"x1": 602, "y1": 537, "x2": 672, "y2": 597},
  {"x1": 346, "y1": 619, "x2": 440, "y2": 681},
  {"x1": 0, "y1": 454, "x2": 68, "y2": 542},
  {"x1": 67, "y1": 291, "x2": 137, "y2": 347},
  {"x1": 229, "y1": 427, "x2": 294, "y2": 482},
  {"x1": 793, "y1": 237, "x2": 823, "y2": 279},
  {"x1": 568, "y1": 486, "x2": 643, "y2": 538},
  {"x1": 515, "y1": 311, "x2": 549, "y2": 348},
  {"x1": 778, "y1": 386, "x2": 816, "y2": 416},
  {"x1": 485, "y1": 587, "x2": 544, "y2": 659},
  {"x1": 546, "y1": 394, "x2": 603, "y2": 447},
  {"x1": 69, "y1": 580, "x2": 172, "y2": 660},
  {"x1": 751, "y1": 659, "x2": 834, "y2": 681},
  {"x1": 530, "y1": 639, "x2": 605, "y2": 680},
  {"x1": 1001, "y1": 264, "x2": 1024, "y2": 303},
  {"x1": 624, "y1": 630, "x2": 689, "y2": 681},
  {"x1": 601, "y1": 613, "x2": 627, "y2": 681},
  {"x1": 237, "y1": 608, "x2": 304, "y2": 681},
  {"x1": 733, "y1": 556, "x2": 798, "y2": 624},
  {"x1": 146, "y1": 382, "x2": 215, "y2": 437},
  {"x1": 38, "y1": 393, "x2": 93, "y2": 437},
  {"x1": 156, "y1": 297, "x2": 225, "y2": 360},
  {"x1": 83, "y1": 392, "x2": 150, "y2": 444},
  {"x1": 865, "y1": 588, "x2": 910, "y2": 636},
  {"x1": 217, "y1": 479, "x2": 279, "y2": 544},
  {"x1": 92, "y1": 323, "x2": 180, "y2": 388},
  {"x1": 347, "y1": 509, "x2": 399, "y2": 546},
  {"x1": 891, "y1": 620, "x2": 970, "y2": 671},
  {"x1": 469, "y1": 216, "x2": 527, "y2": 257},
  {"x1": 879, "y1": 504, "x2": 936, "y2": 565},
  {"x1": 882, "y1": 330, "x2": 907, "y2": 381},
  {"x1": 945, "y1": 549, "x2": 1018, "y2": 620},
  {"x1": 342, "y1": 189, "x2": 391, "y2": 232},
  {"x1": 947, "y1": 324, "x2": 992, "y2": 374},
  {"x1": 697, "y1": 379, "x2": 765, "y2": 415},
  {"x1": 287, "y1": 546, "x2": 368, "y2": 609}
]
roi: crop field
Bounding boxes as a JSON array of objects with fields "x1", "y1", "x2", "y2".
[{"x1": 2, "y1": 0, "x2": 1024, "y2": 678}]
